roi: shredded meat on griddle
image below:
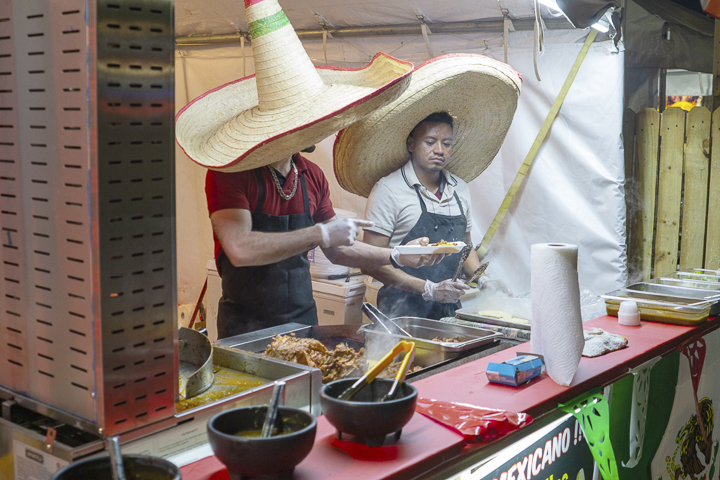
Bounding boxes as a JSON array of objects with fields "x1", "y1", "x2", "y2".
[
  {"x1": 264, "y1": 333, "x2": 365, "y2": 383},
  {"x1": 432, "y1": 337, "x2": 462, "y2": 343}
]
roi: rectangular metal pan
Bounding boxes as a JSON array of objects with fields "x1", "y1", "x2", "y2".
[
  {"x1": 670, "y1": 268, "x2": 720, "y2": 283},
  {"x1": 175, "y1": 345, "x2": 322, "y2": 417},
  {"x1": 602, "y1": 289, "x2": 712, "y2": 326},
  {"x1": 648, "y1": 277, "x2": 720, "y2": 291},
  {"x1": 625, "y1": 282, "x2": 720, "y2": 315},
  {"x1": 359, "y1": 317, "x2": 501, "y2": 365},
  {"x1": 454, "y1": 307, "x2": 531, "y2": 331}
]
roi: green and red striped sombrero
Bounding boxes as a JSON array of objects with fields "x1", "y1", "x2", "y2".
[{"x1": 176, "y1": 0, "x2": 413, "y2": 172}]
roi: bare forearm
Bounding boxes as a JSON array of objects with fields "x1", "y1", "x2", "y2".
[
  {"x1": 361, "y1": 265, "x2": 426, "y2": 295},
  {"x1": 321, "y1": 241, "x2": 392, "y2": 269},
  {"x1": 462, "y1": 250, "x2": 482, "y2": 276},
  {"x1": 223, "y1": 226, "x2": 323, "y2": 267},
  {"x1": 462, "y1": 232, "x2": 481, "y2": 276}
]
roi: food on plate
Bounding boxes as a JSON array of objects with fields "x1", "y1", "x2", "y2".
[
  {"x1": 264, "y1": 333, "x2": 364, "y2": 383},
  {"x1": 429, "y1": 239, "x2": 457, "y2": 247},
  {"x1": 477, "y1": 309, "x2": 530, "y2": 324}
]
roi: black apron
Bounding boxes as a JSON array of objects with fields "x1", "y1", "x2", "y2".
[
  {"x1": 377, "y1": 185, "x2": 467, "y2": 320},
  {"x1": 216, "y1": 168, "x2": 318, "y2": 338}
]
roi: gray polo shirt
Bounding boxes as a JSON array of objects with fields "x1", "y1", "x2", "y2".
[{"x1": 364, "y1": 160, "x2": 473, "y2": 247}]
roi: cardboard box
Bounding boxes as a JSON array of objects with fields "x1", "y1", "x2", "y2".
[{"x1": 486, "y1": 355, "x2": 544, "y2": 387}]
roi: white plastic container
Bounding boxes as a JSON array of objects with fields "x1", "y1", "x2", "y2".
[
  {"x1": 618, "y1": 300, "x2": 641, "y2": 326},
  {"x1": 312, "y1": 275, "x2": 367, "y2": 325}
]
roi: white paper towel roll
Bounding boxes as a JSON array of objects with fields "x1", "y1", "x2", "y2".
[{"x1": 531, "y1": 243, "x2": 584, "y2": 386}]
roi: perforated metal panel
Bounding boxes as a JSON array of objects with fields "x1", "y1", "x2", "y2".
[{"x1": 0, "y1": 0, "x2": 176, "y2": 438}]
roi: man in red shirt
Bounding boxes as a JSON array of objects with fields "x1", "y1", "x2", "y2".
[
  {"x1": 178, "y1": 0, "x2": 430, "y2": 337},
  {"x1": 207, "y1": 150, "x2": 443, "y2": 338}
]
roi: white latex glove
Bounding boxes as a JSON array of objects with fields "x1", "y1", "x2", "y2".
[
  {"x1": 319, "y1": 218, "x2": 374, "y2": 248},
  {"x1": 422, "y1": 279, "x2": 470, "y2": 303},
  {"x1": 391, "y1": 237, "x2": 447, "y2": 268},
  {"x1": 479, "y1": 276, "x2": 514, "y2": 297}
]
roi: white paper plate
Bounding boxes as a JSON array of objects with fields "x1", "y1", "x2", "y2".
[{"x1": 394, "y1": 241, "x2": 466, "y2": 255}]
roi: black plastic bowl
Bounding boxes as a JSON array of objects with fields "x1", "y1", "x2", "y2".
[
  {"x1": 207, "y1": 406, "x2": 316, "y2": 480},
  {"x1": 320, "y1": 378, "x2": 418, "y2": 446},
  {"x1": 51, "y1": 454, "x2": 181, "y2": 480}
]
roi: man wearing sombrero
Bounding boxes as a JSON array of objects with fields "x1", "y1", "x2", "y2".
[
  {"x1": 334, "y1": 54, "x2": 523, "y2": 320},
  {"x1": 176, "y1": 0, "x2": 444, "y2": 337}
]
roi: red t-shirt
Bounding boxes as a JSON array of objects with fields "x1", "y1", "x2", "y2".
[{"x1": 205, "y1": 154, "x2": 336, "y2": 264}]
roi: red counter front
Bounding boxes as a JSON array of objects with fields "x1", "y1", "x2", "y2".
[{"x1": 181, "y1": 315, "x2": 720, "y2": 480}]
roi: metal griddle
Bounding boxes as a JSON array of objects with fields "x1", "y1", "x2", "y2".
[{"x1": 217, "y1": 322, "x2": 500, "y2": 379}]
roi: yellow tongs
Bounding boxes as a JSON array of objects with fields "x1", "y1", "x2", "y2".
[{"x1": 338, "y1": 341, "x2": 416, "y2": 401}]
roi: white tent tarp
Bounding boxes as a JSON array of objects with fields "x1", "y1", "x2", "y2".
[{"x1": 175, "y1": 25, "x2": 627, "y2": 305}]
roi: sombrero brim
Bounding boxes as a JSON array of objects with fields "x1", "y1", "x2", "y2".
[
  {"x1": 176, "y1": 52, "x2": 412, "y2": 172},
  {"x1": 333, "y1": 54, "x2": 523, "y2": 197}
]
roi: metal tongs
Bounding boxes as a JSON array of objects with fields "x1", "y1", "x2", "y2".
[
  {"x1": 362, "y1": 302, "x2": 412, "y2": 338},
  {"x1": 338, "y1": 341, "x2": 416, "y2": 401},
  {"x1": 466, "y1": 262, "x2": 489, "y2": 285},
  {"x1": 451, "y1": 243, "x2": 474, "y2": 282}
]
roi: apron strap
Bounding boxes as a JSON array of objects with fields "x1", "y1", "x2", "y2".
[
  {"x1": 299, "y1": 172, "x2": 310, "y2": 214},
  {"x1": 453, "y1": 191, "x2": 465, "y2": 218},
  {"x1": 412, "y1": 185, "x2": 428, "y2": 214},
  {"x1": 254, "y1": 168, "x2": 266, "y2": 216}
]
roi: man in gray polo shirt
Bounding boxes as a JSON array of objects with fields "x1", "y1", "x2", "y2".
[{"x1": 362, "y1": 112, "x2": 490, "y2": 320}]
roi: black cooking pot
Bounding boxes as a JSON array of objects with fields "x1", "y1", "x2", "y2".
[
  {"x1": 320, "y1": 378, "x2": 418, "y2": 446},
  {"x1": 207, "y1": 406, "x2": 316, "y2": 480},
  {"x1": 51, "y1": 454, "x2": 181, "y2": 480}
]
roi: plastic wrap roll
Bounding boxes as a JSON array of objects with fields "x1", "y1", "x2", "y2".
[{"x1": 530, "y1": 243, "x2": 584, "y2": 386}]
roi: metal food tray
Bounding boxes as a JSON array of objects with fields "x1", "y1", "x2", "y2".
[
  {"x1": 175, "y1": 345, "x2": 322, "y2": 417},
  {"x1": 602, "y1": 289, "x2": 712, "y2": 326},
  {"x1": 649, "y1": 277, "x2": 720, "y2": 291},
  {"x1": 625, "y1": 282, "x2": 720, "y2": 315},
  {"x1": 670, "y1": 268, "x2": 720, "y2": 283},
  {"x1": 454, "y1": 307, "x2": 531, "y2": 330},
  {"x1": 359, "y1": 317, "x2": 501, "y2": 365},
  {"x1": 121, "y1": 345, "x2": 322, "y2": 461}
]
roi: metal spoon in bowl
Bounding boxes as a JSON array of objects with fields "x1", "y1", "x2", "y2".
[
  {"x1": 261, "y1": 381, "x2": 286, "y2": 438},
  {"x1": 107, "y1": 436, "x2": 126, "y2": 480}
]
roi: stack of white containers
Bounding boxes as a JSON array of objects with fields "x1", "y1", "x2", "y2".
[{"x1": 310, "y1": 208, "x2": 368, "y2": 325}]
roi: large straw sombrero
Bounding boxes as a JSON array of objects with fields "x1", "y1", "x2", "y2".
[
  {"x1": 175, "y1": 0, "x2": 413, "y2": 172},
  {"x1": 333, "y1": 54, "x2": 522, "y2": 197}
]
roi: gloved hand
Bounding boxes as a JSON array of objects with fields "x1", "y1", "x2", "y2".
[
  {"x1": 319, "y1": 218, "x2": 374, "y2": 248},
  {"x1": 391, "y1": 237, "x2": 447, "y2": 268},
  {"x1": 422, "y1": 279, "x2": 471, "y2": 303},
  {"x1": 478, "y1": 276, "x2": 514, "y2": 297}
]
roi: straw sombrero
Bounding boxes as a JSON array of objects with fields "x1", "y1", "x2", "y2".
[
  {"x1": 175, "y1": 0, "x2": 413, "y2": 172},
  {"x1": 333, "y1": 54, "x2": 523, "y2": 197}
]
